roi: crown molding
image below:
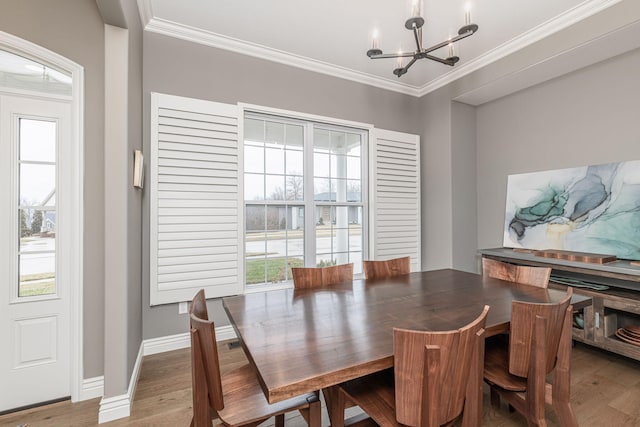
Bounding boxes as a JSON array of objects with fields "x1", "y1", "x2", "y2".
[
  {"x1": 143, "y1": 17, "x2": 421, "y2": 96},
  {"x1": 140, "y1": 0, "x2": 622, "y2": 98},
  {"x1": 453, "y1": 17, "x2": 640, "y2": 106},
  {"x1": 417, "y1": 0, "x2": 625, "y2": 96},
  {"x1": 136, "y1": 0, "x2": 153, "y2": 29}
]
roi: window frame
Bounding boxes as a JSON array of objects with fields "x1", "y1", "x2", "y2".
[
  {"x1": 241, "y1": 106, "x2": 371, "y2": 293},
  {"x1": 17, "y1": 116, "x2": 59, "y2": 300}
]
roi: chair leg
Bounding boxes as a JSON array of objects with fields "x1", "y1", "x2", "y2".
[
  {"x1": 527, "y1": 317, "x2": 549, "y2": 427},
  {"x1": 275, "y1": 414, "x2": 285, "y2": 427},
  {"x1": 552, "y1": 307, "x2": 579, "y2": 427},
  {"x1": 462, "y1": 331, "x2": 484, "y2": 427}
]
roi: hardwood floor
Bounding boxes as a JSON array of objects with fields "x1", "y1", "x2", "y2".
[{"x1": 1, "y1": 341, "x2": 639, "y2": 426}]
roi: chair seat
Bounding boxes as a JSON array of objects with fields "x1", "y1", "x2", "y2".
[
  {"x1": 339, "y1": 370, "x2": 399, "y2": 427},
  {"x1": 218, "y1": 364, "x2": 317, "y2": 427},
  {"x1": 483, "y1": 334, "x2": 528, "y2": 393}
]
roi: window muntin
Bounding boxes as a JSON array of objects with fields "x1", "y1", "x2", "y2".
[
  {"x1": 244, "y1": 115, "x2": 366, "y2": 287},
  {"x1": 17, "y1": 118, "x2": 57, "y2": 297}
]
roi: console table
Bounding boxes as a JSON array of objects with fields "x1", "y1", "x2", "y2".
[{"x1": 480, "y1": 248, "x2": 640, "y2": 362}]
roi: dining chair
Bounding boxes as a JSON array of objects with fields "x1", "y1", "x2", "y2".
[
  {"x1": 290, "y1": 263, "x2": 356, "y2": 425},
  {"x1": 362, "y1": 256, "x2": 411, "y2": 280},
  {"x1": 190, "y1": 289, "x2": 209, "y2": 320},
  {"x1": 482, "y1": 257, "x2": 551, "y2": 288},
  {"x1": 483, "y1": 288, "x2": 577, "y2": 427},
  {"x1": 189, "y1": 291, "x2": 321, "y2": 427},
  {"x1": 291, "y1": 263, "x2": 354, "y2": 289},
  {"x1": 335, "y1": 305, "x2": 490, "y2": 427}
]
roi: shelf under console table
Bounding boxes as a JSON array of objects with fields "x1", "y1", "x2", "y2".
[{"x1": 480, "y1": 247, "x2": 640, "y2": 362}]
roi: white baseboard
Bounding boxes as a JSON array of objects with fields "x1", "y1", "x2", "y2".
[
  {"x1": 214, "y1": 324, "x2": 238, "y2": 342},
  {"x1": 79, "y1": 376, "x2": 104, "y2": 401},
  {"x1": 98, "y1": 342, "x2": 144, "y2": 423},
  {"x1": 98, "y1": 393, "x2": 130, "y2": 424},
  {"x1": 96, "y1": 325, "x2": 235, "y2": 423},
  {"x1": 142, "y1": 332, "x2": 190, "y2": 356},
  {"x1": 143, "y1": 325, "x2": 237, "y2": 356},
  {"x1": 127, "y1": 342, "x2": 144, "y2": 408}
]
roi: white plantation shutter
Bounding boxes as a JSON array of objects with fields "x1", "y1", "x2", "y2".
[
  {"x1": 369, "y1": 128, "x2": 421, "y2": 272},
  {"x1": 150, "y1": 93, "x2": 243, "y2": 305}
]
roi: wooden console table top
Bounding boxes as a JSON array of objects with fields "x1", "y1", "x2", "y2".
[
  {"x1": 513, "y1": 248, "x2": 617, "y2": 264},
  {"x1": 480, "y1": 248, "x2": 640, "y2": 285}
]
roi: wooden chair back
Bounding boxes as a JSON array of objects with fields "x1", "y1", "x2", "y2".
[
  {"x1": 508, "y1": 288, "x2": 573, "y2": 377},
  {"x1": 482, "y1": 258, "x2": 551, "y2": 288},
  {"x1": 291, "y1": 263, "x2": 353, "y2": 289},
  {"x1": 190, "y1": 312, "x2": 224, "y2": 415},
  {"x1": 394, "y1": 305, "x2": 489, "y2": 426},
  {"x1": 363, "y1": 256, "x2": 411, "y2": 280},
  {"x1": 190, "y1": 289, "x2": 209, "y2": 320}
]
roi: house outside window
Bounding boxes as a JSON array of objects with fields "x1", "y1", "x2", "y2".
[{"x1": 244, "y1": 114, "x2": 366, "y2": 288}]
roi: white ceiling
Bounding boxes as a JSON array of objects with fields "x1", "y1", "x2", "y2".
[{"x1": 138, "y1": 0, "x2": 636, "y2": 97}]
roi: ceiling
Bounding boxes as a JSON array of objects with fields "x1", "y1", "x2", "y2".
[{"x1": 138, "y1": 0, "x2": 637, "y2": 97}]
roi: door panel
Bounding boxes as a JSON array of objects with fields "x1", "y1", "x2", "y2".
[{"x1": 0, "y1": 95, "x2": 71, "y2": 411}]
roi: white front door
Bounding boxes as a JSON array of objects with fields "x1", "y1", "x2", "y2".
[{"x1": 0, "y1": 94, "x2": 72, "y2": 412}]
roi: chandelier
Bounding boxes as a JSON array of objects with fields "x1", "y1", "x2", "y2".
[{"x1": 367, "y1": 2, "x2": 478, "y2": 77}]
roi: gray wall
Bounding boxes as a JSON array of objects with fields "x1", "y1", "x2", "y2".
[
  {"x1": 122, "y1": 0, "x2": 143, "y2": 393},
  {"x1": 142, "y1": 32, "x2": 422, "y2": 338},
  {"x1": 416, "y1": 87, "x2": 454, "y2": 270},
  {"x1": 0, "y1": 0, "x2": 106, "y2": 379},
  {"x1": 415, "y1": 92, "x2": 478, "y2": 273},
  {"x1": 476, "y1": 47, "x2": 640, "y2": 252},
  {"x1": 98, "y1": 0, "x2": 144, "y2": 397},
  {"x1": 451, "y1": 101, "x2": 477, "y2": 272}
]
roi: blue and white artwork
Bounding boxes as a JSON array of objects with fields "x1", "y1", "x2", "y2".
[{"x1": 503, "y1": 160, "x2": 640, "y2": 260}]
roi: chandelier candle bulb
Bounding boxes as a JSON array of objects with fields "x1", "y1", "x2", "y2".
[
  {"x1": 465, "y1": 2, "x2": 472, "y2": 25},
  {"x1": 372, "y1": 30, "x2": 379, "y2": 49},
  {"x1": 411, "y1": 0, "x2": 422, "y2": 17},
  {"x1": 448, "y1": 43, "x2": 454, "y2": 58}
]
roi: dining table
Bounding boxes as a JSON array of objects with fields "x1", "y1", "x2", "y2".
[{"x1": 222, "y1": 268, "x2": 591, "y2": 426}]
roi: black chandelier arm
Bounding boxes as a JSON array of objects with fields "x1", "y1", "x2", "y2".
[
  {"x1": 412, "y1": 26, "x2": 422, "y2": 51},
  {"x1": 422, "y1": 26, "x2": 476, "y2": 55},
  {"x1": 423, "y1": 53, "x2": 456, "y2": 66},
  {"x1": 403, "y1": 56, "x2": 419, "y2": 70},
  {"x1": 368, "y1": 51, "x2": 416, "y2": 59},
  {"x1": 394, "y1": 56, "x2": 419, "y2": 76}
]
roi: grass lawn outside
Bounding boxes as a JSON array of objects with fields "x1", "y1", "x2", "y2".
[
  {"x1": 19, "y1": 272, "x2": 56, "y2": 297},
  {"x1": 246, "y1": 257, "x2": 303, "y2": 284}
]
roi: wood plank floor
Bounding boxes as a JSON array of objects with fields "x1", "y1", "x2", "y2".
[{"x1": 1, "y1": 342, "x2": 639, "y2": 426}]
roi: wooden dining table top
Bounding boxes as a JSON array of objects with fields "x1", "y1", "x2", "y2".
[{"x1": 222, "y1": 268, "x2": 591, "y2": 404}]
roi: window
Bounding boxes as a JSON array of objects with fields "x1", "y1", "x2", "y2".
[
  {"x1": 149, "y1": 93, "x2": 420, "y2": 302},
  {"x1": 18, "y1": 118, "x2": 57, "y2": 297},
  {"x1": 244, "y1": 114, "x2": 366, "y2": 288}
]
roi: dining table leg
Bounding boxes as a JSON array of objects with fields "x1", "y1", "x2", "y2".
[
  {"x1": 323, "y1": 386, "x2": 347, "y2": 427},
  {"x1": 308, "y1": 394, "x2": 322, "y2": 427}
]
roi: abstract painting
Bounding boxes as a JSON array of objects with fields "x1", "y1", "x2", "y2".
[{"x1": 503, "y1": 160, "x2": 640, "y2": 260}]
